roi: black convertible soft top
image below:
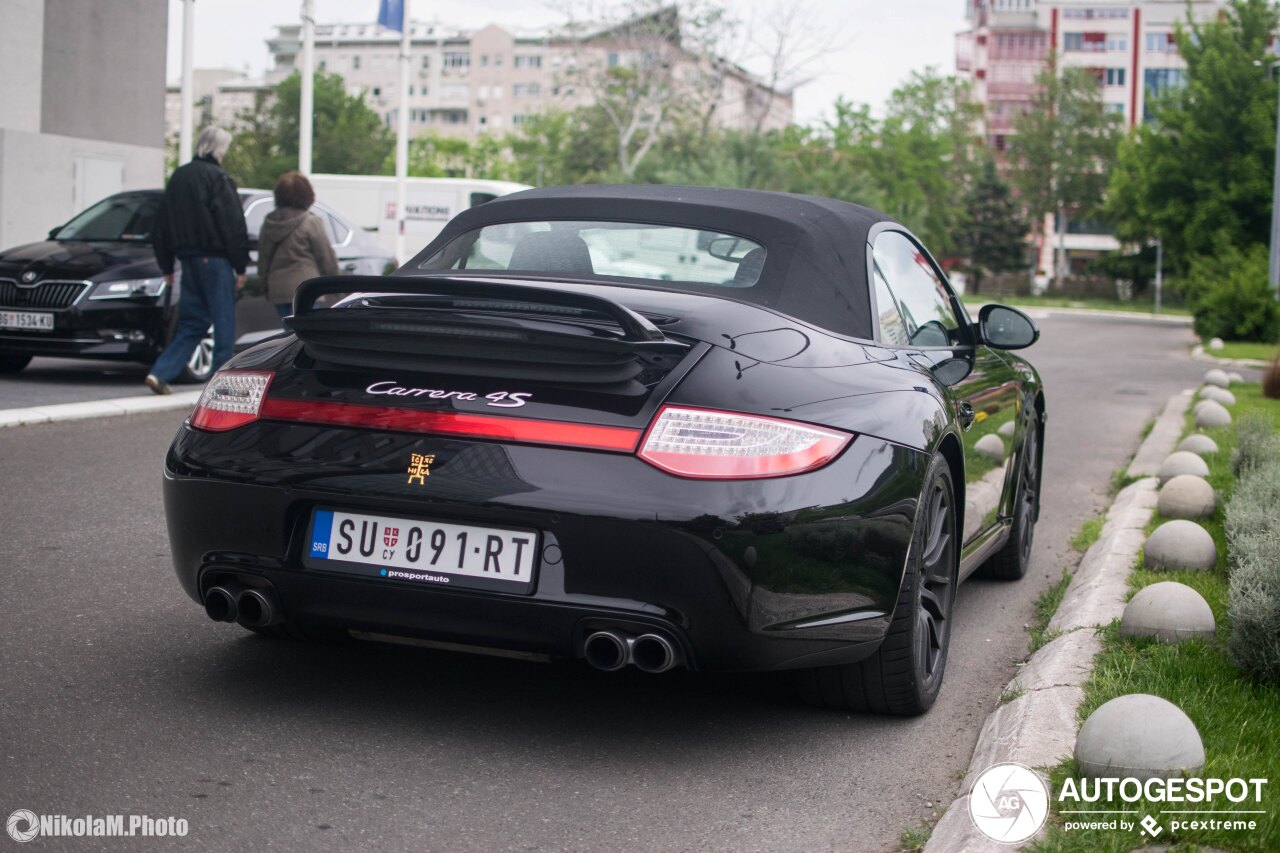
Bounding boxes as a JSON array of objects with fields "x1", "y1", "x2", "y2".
[{"x1": 404, "y1": 184, "x2": 896, "y2": 340}]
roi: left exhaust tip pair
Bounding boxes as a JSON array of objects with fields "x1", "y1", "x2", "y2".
[{"x1": 203, "y1": 582, "x2": 282, "y2": 629}]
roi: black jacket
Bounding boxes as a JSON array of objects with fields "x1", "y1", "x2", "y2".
[{"x1": 152, "y1": 155, "x2": 250, "y2": 275}]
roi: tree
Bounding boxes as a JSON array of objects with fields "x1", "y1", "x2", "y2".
[
  {"x1": 1104, "y1": 0, "x2": 1278, "y2": 271},
  {"x1": 217, "y1": 71, "x2": 393, "y2": 188},
  {"x1": 955, "y1": 156, "x2": 1027, "y2": 294},
  {"x1": 1009, "y1": 63, "x2": 1121, "y2": 287},
  {"x1": 869, "y1": 70, "x2": 981, "y2": 255}
]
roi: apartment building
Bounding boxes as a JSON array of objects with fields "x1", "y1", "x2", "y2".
[
  {"x1": 955, "y1": 0, "x2": 1224, "y2": 276},
  {"x1": 167, "y1": 15, "x2": 792, "y2": 144}
]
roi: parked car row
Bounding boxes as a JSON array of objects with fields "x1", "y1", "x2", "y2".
[{"x1": 0, "y1": 189, "x2": 395, "y2": 380}]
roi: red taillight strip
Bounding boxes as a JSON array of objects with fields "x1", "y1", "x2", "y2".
[{"x1": 258, "y1": 397, "x2": 642, "y2": 452}]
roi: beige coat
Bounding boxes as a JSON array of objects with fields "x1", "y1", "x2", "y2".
[{"x1": 257, "y1": 207, "x2": 339, "y2": 304}]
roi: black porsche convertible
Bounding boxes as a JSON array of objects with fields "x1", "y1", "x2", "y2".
[{"x1": 164, "y1": 185, "x2": 1044, "y2": 715}]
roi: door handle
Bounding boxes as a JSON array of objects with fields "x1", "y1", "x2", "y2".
[{"x1": 958, "y1": 402, "x2": 976, "y2": 431}]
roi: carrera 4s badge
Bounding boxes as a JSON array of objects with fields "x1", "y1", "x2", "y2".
[{"x1": 366, "y1": 380, "x2": 531, "y2": 408}]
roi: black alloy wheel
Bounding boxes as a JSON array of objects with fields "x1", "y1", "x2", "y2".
[
  {"x1": 796, "y1": 453, "x2": 958, "y2": 715},
  {"x1": 981, "y1": 417, "x2": 1040, "y2": 580}
]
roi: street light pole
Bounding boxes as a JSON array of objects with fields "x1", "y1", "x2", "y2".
[
  {"x1": 299, "y1": 0, "x2": 315, "y2": 175},
  {"x1": 178, "y1": 0, "x2": 195, "y2": 164},
  {"x1": 1154, "y1": 238, "x2": 1163, "y2": 314}
]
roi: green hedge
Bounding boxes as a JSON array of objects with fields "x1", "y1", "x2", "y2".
[{"x1": 1226, "y1": 415, "x2": 1280, "y2": 683}]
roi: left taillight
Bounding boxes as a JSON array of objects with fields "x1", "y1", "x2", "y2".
[
  {"x1": 190, "y1": 370, "x2": 274, "y2": 432},
  {"x1": 638, "y1": 405, "x2": 852, "y2": 479}
]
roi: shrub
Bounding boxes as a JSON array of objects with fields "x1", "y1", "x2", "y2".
[
  {"x1": 1182, "y1": 243, "x2": 1280, "y2": 343},
  {"x1": 1226, "y1": 453, "x2": 1280, "y2": 683},
  {"x1": 1232, "y1": 411, "x2": 1280, "y2": 477}
]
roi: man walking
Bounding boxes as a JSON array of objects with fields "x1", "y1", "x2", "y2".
[{"x1": 146, "y1": 126, "x2": 249, "y2": 394}]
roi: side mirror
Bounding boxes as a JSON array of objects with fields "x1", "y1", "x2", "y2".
[
  {"x1": 48, "y1": 225, "x2": 62, "y2": 240},
  {"x1": 979, "y1": 304, "x2": 1039, "y2": 350}
]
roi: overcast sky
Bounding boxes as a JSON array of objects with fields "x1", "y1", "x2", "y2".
[{"x1": 165, "y1": 0, "x2": 966, "y2": 125}]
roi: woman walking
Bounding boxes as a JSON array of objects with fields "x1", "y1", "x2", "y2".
[{"x1": 257, "y1": 171, "x2": 339, "y2": 321}]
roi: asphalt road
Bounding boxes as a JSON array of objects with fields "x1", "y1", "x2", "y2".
[{"x1": 0, "y1": 313, "x2": 1209, "y2": 852}]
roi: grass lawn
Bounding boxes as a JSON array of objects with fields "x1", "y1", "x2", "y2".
[
  {"x1": 1027, "y1": 383, "x2": 1280, "y2": 853},
  {"x1": 1210, "y1": 340, "x2": 1280, "y2": 363},
  {"x1": 961, "y1": 294, "x2": 1192, "y2": 317}
]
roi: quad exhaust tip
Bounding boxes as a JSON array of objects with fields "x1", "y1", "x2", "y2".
[
  {"x1": 203, "y1": 583, "x2": 242, "y2": 623},
  {"x1": 584, "y1": 630, "x2": 629, "y2": 672},
  {"x1": 203, "y1": 582, "x2": 283, "y2": 629},
  {"x1": 583, "y1": 629, "x2": 683, "y2": 673},
  {"x1": 632, "y1": 633, "x2": 680, "y2": 674}
]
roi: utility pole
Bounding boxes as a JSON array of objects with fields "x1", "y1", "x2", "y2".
[
  {"x1": 299, "y1": 0, "x2": 315, "y2": 175},
  {"x1": 1270, "y1": 61, "x2": 1280, "y2": 297},
  {"x1": 394, "y1": 1, "x2": 412, "y2": 265},
  {"x1": 178, "y1": 0, "x2": 195, "y2": 164}
]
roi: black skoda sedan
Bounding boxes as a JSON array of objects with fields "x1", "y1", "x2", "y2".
[
  {"x1": 164, "y1": 185, "x2": 1044, "y2": 715},
  {"x1": 0, "y1": 189, "x2": 392, "y2": 380}
]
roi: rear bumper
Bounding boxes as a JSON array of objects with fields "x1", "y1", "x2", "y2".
[{"x1": 164, "y1": 421, "x2": 926, "y2": 671}]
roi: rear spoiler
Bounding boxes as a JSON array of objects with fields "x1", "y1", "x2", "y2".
[
  {"x1": 285, "y1": 275, "x2": 686, "y2": 386},
  {"x1": 292, "y1": 275, "x2": 667, "y2": 343}
]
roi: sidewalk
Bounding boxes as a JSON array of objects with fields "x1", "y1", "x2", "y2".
[
  {"x1": 0, "y1": 391, "x2": 201, "y2": 428},
  {"x1": 924, "y1": 387, "x2": 1193, "y2": 852}
]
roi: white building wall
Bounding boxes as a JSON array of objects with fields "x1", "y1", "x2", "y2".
[{"x1": 0, "y1": 0, "x2": 44, "y2": 134}]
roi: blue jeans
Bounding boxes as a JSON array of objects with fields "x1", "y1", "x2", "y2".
[{"x1": 151, "y1": 256, "x2": 236, "y2": 382}]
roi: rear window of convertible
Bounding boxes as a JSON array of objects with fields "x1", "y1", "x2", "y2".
[{"x1": 418, "y1": 221, "x2": 767, "y2": 288}]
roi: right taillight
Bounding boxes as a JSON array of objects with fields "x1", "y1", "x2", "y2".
[
  {"x1": 190, "y1": 370, "x2": 273, "y2": 432},
  {"x1": 638, "y1": 405, "x2": 852, "y2": 479}
]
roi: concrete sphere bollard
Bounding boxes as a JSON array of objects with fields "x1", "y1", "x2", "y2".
[
  {"x1": 1075, "y1": 694, "x2": 1205, "y2": 780},
  {"x1": 1157, "y1": 475, "x2": 1216, "y2": 519},
  {"x1": 975, "y1": 434, "x2": 1005, "y2": 462},
  {"x1": 1208, "y1": 337, "x2": 1225, "y2": 351},
  {"x1": 1203, "y1": 369, "x2": 1230, "y2": 388},
  {"x1": 997, "y1": 420, "x2": 1016, "y2": 438},
  {"x1": 1176, "y1": 434, "x2": 1219, "y2": 457},
  {"x1": 1199, "y1": 386, "x2": 1236, "y2": 406},
  {"x1": 1195, "y1": 400, "x2": 1232, "y2": 429},
  {"x1": 1144, "y1": 520, "x2": 1217, "y2": 571},
  {"x1": 1227, "y1": 371, "x2": 1244, "y2": 384},
  {"x1": 1157, "y1": 451, "x2": 1210, "y2": 485},
  {"x1": 1120, "y1": 582, "x2": 1216, "y2": 643}
]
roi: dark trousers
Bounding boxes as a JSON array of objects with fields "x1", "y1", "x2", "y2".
[{"x1": 150, "y1": 256, "x2": 236, "y2": 382}]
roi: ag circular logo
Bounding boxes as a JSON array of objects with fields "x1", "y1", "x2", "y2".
[
  {"x1": 968, "y1": 762, "x2": 1050, "y2": 843},
  {"x1": 6, "y1": 809, "x2": 39, "y2": 843}
]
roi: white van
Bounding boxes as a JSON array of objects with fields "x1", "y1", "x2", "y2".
[{"x1": 307, "y1": 174, "x2": 531, "y2": 261}]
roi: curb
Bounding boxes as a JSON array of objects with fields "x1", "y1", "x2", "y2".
[
  {"x1": 0, "y1": 391, "x2": 202, "y2": 428},
  {"x1": 1126, "y1": 388, "x2": 1194, "y2": 478},
  {"x1": 923, "y1": 389, "x2": 1191, "y2": 853},
  {"x1": 1189, "y1": 343, "x2": 1270, "y2": 370}
]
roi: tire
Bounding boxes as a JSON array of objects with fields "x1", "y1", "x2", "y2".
[
  {"x1": 0, "y1": 353, "x2": 32, "y2": 373},
  {"x1": 979, "y1": 419, "x2": 1040, "y2": 581},
  {"x1": 796, "y1": 454, "x2": 959, "y2": 715},
  {"x1": 177, "y1": 327, "x2": 215, "y2": 383}
]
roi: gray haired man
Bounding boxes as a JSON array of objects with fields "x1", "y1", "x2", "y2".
[{"x1": 147, "y1": 126, "x2": 249, "y2": 393}]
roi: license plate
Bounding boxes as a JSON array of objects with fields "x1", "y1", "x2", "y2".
[
  {"x1": 305, "y1": 508, "x2": 538, "y2": 594},
  {"x1": 0, "y1": 310, "x2": 54, "y2": 331}
]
